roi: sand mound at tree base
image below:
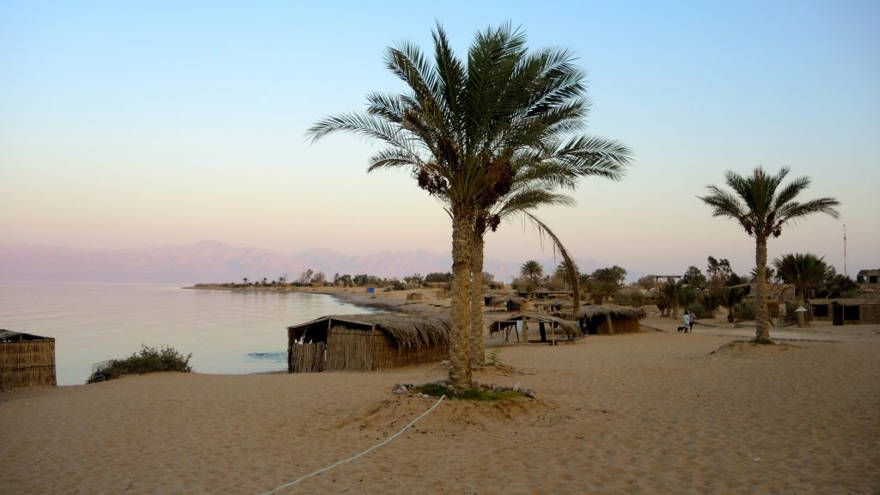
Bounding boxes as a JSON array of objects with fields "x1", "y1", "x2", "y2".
[{"x1": 710, "y1": 340, "x2": 800, "y2": 356}]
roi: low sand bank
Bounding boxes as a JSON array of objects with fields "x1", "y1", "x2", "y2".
[
  {"x1": 188, "y1": 284, "x2": 452, "y2": 315},
  {"x1": 2, "y1": 326, "x2": 878, "y2": 493}
]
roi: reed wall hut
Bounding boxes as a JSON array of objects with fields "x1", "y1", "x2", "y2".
[
  {"x1": 0, "y1": 330, "x2": 57, "y2": 390},
  {"x1": 489, "y1": 313, "x2": 579, "y2": 343},
  {"x1": 577, "y1": 306, "x2": 646, "y2": 335},
  {"x1": 534, "y1": 298, "x2": 566, "y2": 313},
  {"x1": 487, "y1": 296, "x2": 526, "y2": 312},
  {"x1": 287, "y1": 314, "x2": 450, "y2": 373},
  {"x1": 808, "y1": 298, "x2": 880, "y2": 325}
]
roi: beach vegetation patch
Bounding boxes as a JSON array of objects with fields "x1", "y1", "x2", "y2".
[
  {"x1": 396, "y1": 381, "x2": 530, "y2": 401},
  {"x1": 87, "y1": 345, "x2": 192, "y2": 383}
]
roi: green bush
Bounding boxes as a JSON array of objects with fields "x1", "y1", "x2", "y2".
[
  {"x1": 88, "y1": 345, "x2": 192, "y2": 384},
  {"x1": 734, "y1": 301, "x2": 757, "y2": 321},
  {"x1": 614, "y1": 291, "x2": 648, "y2": 307},
  {"x1": 688, "y1": 301, "x2": 715, "y2": 319}
]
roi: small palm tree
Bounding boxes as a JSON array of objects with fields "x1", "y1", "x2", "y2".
[
  {"x1": 520, "y1": 260, "x2": 544, "y2": 284},
  {"x1": 773, "y1": 253, "x2": 828, "y2": 299},
  {"x1": 699, "y1": 167, "x2": 839, "y2": 342}
]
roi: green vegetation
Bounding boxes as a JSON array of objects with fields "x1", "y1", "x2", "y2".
[
  {"x1": 586, "y1": 266, "x2": 627, "y2": 304},
  {"x1": 734, "y1": 301, "x2": 758, "y2": 321},
  {"x1": 87, "y1": 345, "x2": 192, "y2": 384},
  {"x1": 411, "y1": 383, "x2": 524, "y2": 401}
]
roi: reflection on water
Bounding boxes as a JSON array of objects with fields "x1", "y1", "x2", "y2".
[
  {"x1": 246, "y1": 351, "x2": 287, "y2": 362},
  {"x1": 0, "y1": 281, "x2": 371, "y2": 385}
]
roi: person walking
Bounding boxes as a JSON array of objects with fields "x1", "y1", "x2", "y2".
[
  {"x1": 688, "y1": 310, "x2": 696, "y2": 332},
  {"x1": 683, "y1": 311, "x2": 691, "y2": 333}
]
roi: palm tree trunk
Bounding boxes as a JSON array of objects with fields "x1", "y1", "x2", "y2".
[
  {"x1": 469, "y1": 233, "x2": 485, "y2": 368},
  {"x1": 795, "y1": 295, "x2": 806, "y2": 328},
  {"x1": 448, "y1": 211, "x2": 473, "y2": 390},
  {"x1": 754, "y1": 236, "x2": 771, "y2": 342}
]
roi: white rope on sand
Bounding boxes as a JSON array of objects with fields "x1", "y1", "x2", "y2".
[{"x1": 260, "y1": 394, "x2": 446, "y2": 495}]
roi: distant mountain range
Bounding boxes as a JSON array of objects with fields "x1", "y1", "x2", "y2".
[{"x1": 0, "y1": 241, "x2": 611, "y2": 283}]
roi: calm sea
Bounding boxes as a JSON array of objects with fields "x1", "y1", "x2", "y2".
[{"x1": 0, "y1": 281, "x2": 371, "y2": 385}]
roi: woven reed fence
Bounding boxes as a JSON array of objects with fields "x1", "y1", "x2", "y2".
[
  {"x1": 0, "y1": 339, "x2": 57, "y2": 390},
  {"x1": 292, "y1": 342, "x2": 326, "y2": 373},
  {"x1": 289, "y1": 326, "x2": 449, "y2": 373}
]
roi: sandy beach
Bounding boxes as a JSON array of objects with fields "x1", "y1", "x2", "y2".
[{"x1": 2, "y1": 318, "x2": 878, "y2": 494}]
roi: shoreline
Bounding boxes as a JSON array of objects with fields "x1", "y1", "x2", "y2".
[{"x1": 185, "y1": 283, "x2": 449, "y2": 315}]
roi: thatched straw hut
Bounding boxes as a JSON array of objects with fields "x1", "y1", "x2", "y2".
[
  {"x1": 287, "y1": 314, "x2": 450, "y2": 373},
  {"x1": 0, "y1": 330, "x2": 56, "y2": 390},
  {"x1": 534, "y1": 298, "x2": 567, "y2": 313},
  {"x1": 487, "y1": 296, "x2": 526, "y2": 312},
  {"x1": 576, "y1": 306, "x2": 646, "y2": 335},
  {"x1": 489, "y1": 313, "x2": 579, "y2": 342}
]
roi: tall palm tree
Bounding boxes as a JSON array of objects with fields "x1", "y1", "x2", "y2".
[
  {"x1": 308, "y1": 24, "x2": 630, "y2": 389},
  {"x1": 699, "y1": 167, "x2": 839, "y2": 342}
]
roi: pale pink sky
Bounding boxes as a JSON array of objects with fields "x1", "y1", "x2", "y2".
[{"x1": 2, "y1": 2, "x2": 878, "y2": 279}]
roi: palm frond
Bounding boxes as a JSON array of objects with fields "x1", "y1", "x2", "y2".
[
  {"x1": 776, "y1": 198, "x2": 841, "y2": 225},
  {"x1": 521, "y1": 212, "x2": 581, "y2": 318},
  {"x1": 367, "y1": 148, "x2": 424, "y2": 172},
  {"x1": 771, "y1": 175, "x2": 809, "y2": 211}
]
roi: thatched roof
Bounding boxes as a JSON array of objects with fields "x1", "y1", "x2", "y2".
[
  {"x1": 488, "y1": 313, "x2": 579, "y2": 337},
  {"x1": 577, "y1": 305, "x2": 646, "y2": 319},
  {"x1": 809, "y1": 298, "x2": 878, "y2": 305},
  {"x1": 540, "y1": 298, "x2": 567, "y2": 306},
  {"x1": 288, "y1": 313, "x2": 450, "y2": 349},
  {"x1": 0, "y1": 330, "x2": 53, "y2": 342},
  {"x1": 488, "y1": 295, "x2": 525, "y2": 306}
]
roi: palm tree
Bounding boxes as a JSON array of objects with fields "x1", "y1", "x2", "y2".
[
  {"x1": 773, "y1": 253, "x2": 828, "y2": 299},
  {"x1": 520, "y1": 260, "x2": 544, "y2": 284},
  {"x1": 308, "y1": 24, "x2": 630, "y2": 389},
  {"x1": 699, "y1": 167, "x2": 839, "y2": 342}
]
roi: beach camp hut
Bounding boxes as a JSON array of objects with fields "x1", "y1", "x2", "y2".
[
  {"x1": 576, "y1": 306, "x2": 646, "y2": 335},
  {"x1": 807, "y1": 298, "x2": 880, "y2": 325},
  {"x1": 533, "y1": 298, "x2": 566, "y2": 313},
  {"x1": 487, "y1": 296, "x2": 526, "y2": 312},
  {"x1": 488, "y1": 313, "x2": 579, "y2": 343},
  {"x1": 0, "y1": 330, "x2": 57, "y2": 390},
  {"x1": 287, "y1": 314, "x2": 450, "y2": 373}
]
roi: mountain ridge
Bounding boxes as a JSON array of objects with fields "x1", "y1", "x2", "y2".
[{"x1": 1, "y1": 241, "x2": 610, "y2": 283}]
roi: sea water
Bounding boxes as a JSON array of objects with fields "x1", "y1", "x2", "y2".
[{"x1": 0, "y1": 281, "x2": 371, "y2": 385}]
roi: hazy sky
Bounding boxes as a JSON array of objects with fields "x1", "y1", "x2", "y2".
[{"x1": 2, "y1": 0, "x2": 878, "y2": 277}]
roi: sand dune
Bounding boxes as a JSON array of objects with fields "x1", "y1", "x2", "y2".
[{"x1": 2, "y1": 326, "x2": 879, "y2": 494}]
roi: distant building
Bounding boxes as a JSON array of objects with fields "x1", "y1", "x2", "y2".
[
  {"x1": 856, "y1": 269, "x2": 880, "y2": 286},
  {"x1": 808, "y1": 298, "x2": 880, "y2": 325}
]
